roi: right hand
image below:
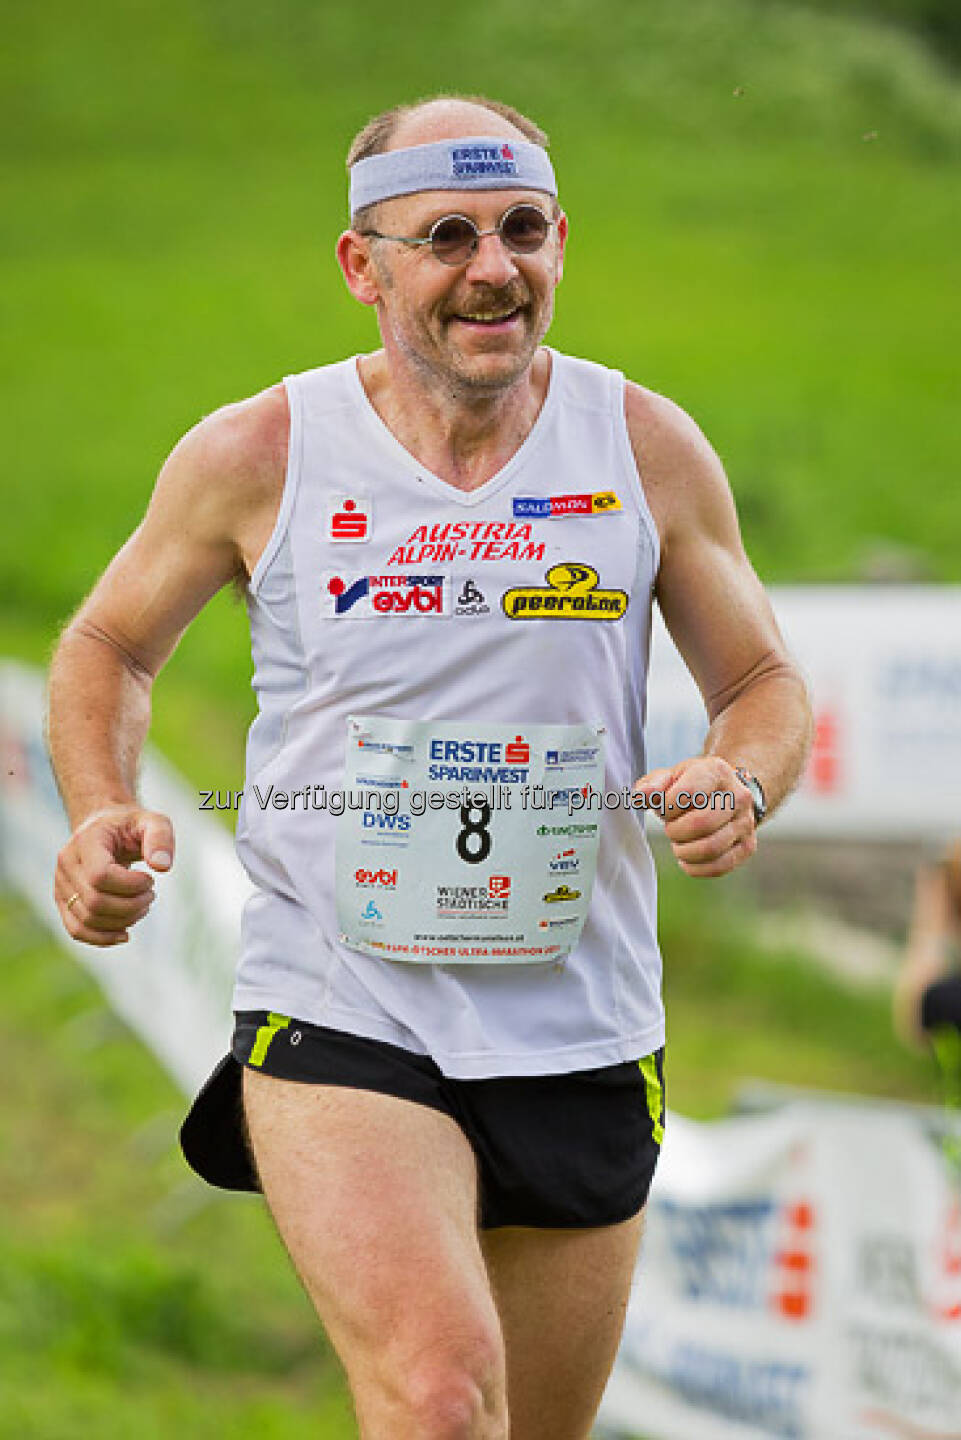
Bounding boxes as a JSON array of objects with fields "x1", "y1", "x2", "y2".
[{"x1": 54, "y1": 805, "x2": 175, "y2": 946}]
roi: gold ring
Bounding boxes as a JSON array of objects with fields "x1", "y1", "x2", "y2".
[{"x1": 66, "y1": 892, "x2": 81, "y2": 912}]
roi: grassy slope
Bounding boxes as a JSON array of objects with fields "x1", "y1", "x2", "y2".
[
  {"x1": 1, "y1": 2, "x2": 957, "y2": 1431},
  {"x1": 0, "y1": 894, "x2": 356, "y2": 1438}
]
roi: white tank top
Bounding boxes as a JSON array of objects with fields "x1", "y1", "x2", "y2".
[{"x1": 232, "y1": 348, "x2": 665, "y2": 1078}]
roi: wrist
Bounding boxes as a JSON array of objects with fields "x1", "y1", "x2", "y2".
[{"x1": 732, "y1": 766, "x2": 766, "y2": 826}]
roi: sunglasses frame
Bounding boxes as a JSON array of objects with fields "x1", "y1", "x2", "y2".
[{"x1": 359, "y1": 202, "x2": 555, "y2": 266}]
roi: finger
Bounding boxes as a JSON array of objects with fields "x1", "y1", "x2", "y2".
[
  {"x1": 73, "y1": 843, "x2": 158, "y2": 897},
  {"x1": 632, "y1": 767, "x2": 679, "y2": 799},
  {"x1": 56, "y1": 874, "x2": 154, "y2": 921},
  {"x1": 57, "y1": 880, "x2": 155, "y2": 931},
  {"x1": 138, "y1": 812, "x2": 175, "y2": 872},
  {"x1": 59, "y1": 902, "x2": 131, "y2": 947},
  {"x1": 677, "y1": 830, "x2": 757, "y2": 878},
  {"x1": 662, "y1": 785, "x2": 746, "y2": 838},
  {"x1": 670, "y1": 815, "x2": 751, "y2": 865}
]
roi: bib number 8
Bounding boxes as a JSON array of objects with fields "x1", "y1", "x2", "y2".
[{"x1": 456, "y1": 800, "x2": 492, "y2": 865}]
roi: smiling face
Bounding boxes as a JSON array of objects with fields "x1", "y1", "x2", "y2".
[
  {"x1": 337, "y1": 102, "x2": 567, "y2": 398},
  {"x1": 364, "y1": 188, "x2": 566, "y2": 394}
]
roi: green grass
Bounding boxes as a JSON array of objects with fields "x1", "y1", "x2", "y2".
[{"x1": 0, "y1": 893, "x2": 356, "y2": 1438}]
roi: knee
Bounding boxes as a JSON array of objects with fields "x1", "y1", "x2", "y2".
[{"x1": 398, "y1": 1335, "x2": 507, "y2": 1439}]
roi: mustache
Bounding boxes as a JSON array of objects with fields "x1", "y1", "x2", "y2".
[{"x1": 445, "y1": 288, "x2": 528, "y2": 318}]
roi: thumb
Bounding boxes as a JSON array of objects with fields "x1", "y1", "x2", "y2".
[
  {"x1": 633, "y1": 766, "x2": 679, "y2": 797},
  {"x1": 138, "y1": 812, "x2": 175, "y2": 872}
]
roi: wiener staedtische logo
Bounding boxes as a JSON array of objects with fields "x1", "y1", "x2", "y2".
[
  {"x1": 502, "y1": 563, "x2": 628, "y2": 621},
  {"x1": 326, "y1": 573, "x2": 449, "y2": 617}
]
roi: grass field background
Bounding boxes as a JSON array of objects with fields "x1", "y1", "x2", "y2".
[{"x1": 2, "y1": 0, "x2": 959, "y2": 1432}]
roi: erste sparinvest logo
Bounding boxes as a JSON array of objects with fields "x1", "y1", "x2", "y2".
[{"x1": 450, "y1": 142, "x2": 517, "y2": 179}]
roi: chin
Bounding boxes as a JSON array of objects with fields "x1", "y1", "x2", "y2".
[{"x1": 446, "y1": 336, "x2": 540, "y2": 393}]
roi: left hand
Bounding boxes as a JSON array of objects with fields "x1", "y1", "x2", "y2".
[{"x1": 632, "y1": 756, "x2": 758, "y2": 878}]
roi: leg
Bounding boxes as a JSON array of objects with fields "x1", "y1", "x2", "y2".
[
  {"x1": 480, "y1": 1210, "x2": 645, "y2": 1440},
  {"x1": 242, "y1": 1068, "x2": 509, "y2": 1439}
]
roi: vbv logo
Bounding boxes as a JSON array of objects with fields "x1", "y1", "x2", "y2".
[
  {"x1": 354, "y1": 867, "x2": 398, "y2": 888},
  {"x1": 327, "y1": 574, "x2": 448, "y2": 618}
]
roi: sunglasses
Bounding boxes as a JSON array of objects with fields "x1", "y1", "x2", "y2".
[{"x1": 359, "y1": 203, "x2": 554, "y2": 267}]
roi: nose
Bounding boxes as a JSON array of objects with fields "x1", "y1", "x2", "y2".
[{"x1": 462, "y1": 229, "x2": 518, "y2": 286}]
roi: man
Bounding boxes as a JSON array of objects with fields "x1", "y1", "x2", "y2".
[
  {"x1": 48, "y1": 95, "x2": 812, "y2": 1440},
  {"x1": 894, "y1": 844, "x2": 961, "y2": 1157}
]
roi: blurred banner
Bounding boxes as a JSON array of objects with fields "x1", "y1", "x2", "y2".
[
  {"x1": 648, "y1": 585, "x2": 961, "y2": 841},
  {"x1": 597, "y1": 1097, "x2": 961, "y2": 1440},
  {"x1": 0, "y1": 661, "x2": 249, "y2": 1093}
]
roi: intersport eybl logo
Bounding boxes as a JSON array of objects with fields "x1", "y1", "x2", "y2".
[{"x1": 326, "y1": 574, "x2": 449, "y2": 618}]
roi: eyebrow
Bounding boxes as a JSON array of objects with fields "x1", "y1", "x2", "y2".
[{"x1": 412, "y1": 199, "x2": 552, "y2": 232}]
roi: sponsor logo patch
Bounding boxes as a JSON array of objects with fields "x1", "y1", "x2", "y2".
[
  {"x1": 543, "y1": 884, "x2": 582, "y2": 904},
  {"x1": 436, "y1": 884, "x2": 510, "y2": 917},
  {"x1": 450, "y1": 142, "x2": 517, "y2": 180},
  {"x1": 327, "y1": 493, "x2": 371, "y2": 542},
  {"x1": 488, "y1": 875, "x2": 512, "y2": 898},
  {"x1": 512, "y1": 491, "x2": 621, "y2": 519},
  {"x1": 428, "y1": 736, "x2": 530, "y2": 784},
  {"x1": 326, "y1": 573, "x2": 449, "y2": 618},
  {"x1": 536, "y1": 823, "x2": 599, "y2": 837},
  {"x1": 545, "y1": 745, "x2": 601, "y2": 767},
  {"x1": 354, "y1": 866, "x2": 398, "y2": 889},
  {"x1": 360, "y1": 900, "x2": 384, "y2": 923},
  {"x1": 454, "y1": 578, "x2": 490, "y2": 616},
  {"x1": 502, "y1": 563, "x2": 628, "y2": 622},
  {"x1": 548, "y1": 848, "x2": 581, "y2": 875}
]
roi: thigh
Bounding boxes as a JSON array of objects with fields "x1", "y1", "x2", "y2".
[
  {"x1": 242, "y1": 1068, "x2": 506, "y2": 1419},
  {"x1": 480, "y1": 1211, "x2": 645, "y2": 1440}
]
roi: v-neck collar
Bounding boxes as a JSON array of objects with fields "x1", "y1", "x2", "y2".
[{"x1": 347, "y1": 347, "x2": 560, "y2": 509}]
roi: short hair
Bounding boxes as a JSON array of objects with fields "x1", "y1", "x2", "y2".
[{"x1": 346, "y1": 94, "x2": 553, "y2": 230}]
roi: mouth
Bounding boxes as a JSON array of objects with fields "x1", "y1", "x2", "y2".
[{"x1": 449, "y1": 305, "x2": 524, "y2": 333}]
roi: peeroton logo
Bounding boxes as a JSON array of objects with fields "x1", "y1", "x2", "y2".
[{"x1": 501, "y1": 563, "x2": 628, "y2": 622}]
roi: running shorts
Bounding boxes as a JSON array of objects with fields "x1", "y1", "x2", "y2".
[{"x1": 180, "y1": 1010, "x2": 666, "y2": 1230}]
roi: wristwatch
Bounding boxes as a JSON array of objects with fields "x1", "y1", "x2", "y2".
[{"x1": 733, "y1": 767, "x2": 767, "y2": 826}]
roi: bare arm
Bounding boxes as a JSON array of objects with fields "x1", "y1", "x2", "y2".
[
  {"x1": 627, "y1": 383, "x2": 813, "y2": 875},
  {"x1": 48, "y1": 384, "x2": 288, "y2": 944}
]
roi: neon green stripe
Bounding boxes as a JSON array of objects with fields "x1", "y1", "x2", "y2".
[
  {"x1": 639, "y1": 1054, "x2": 664, "y2": 1145},
  {"x1": 248, "y1": 1012, "x2": 291, "y2": 1068}
]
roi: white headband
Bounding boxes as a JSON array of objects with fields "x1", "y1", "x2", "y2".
[{"x1": 349, "y1": 135, "x2": 557, "y2": 214}]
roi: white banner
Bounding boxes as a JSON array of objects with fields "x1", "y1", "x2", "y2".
[
  {"x1": 647, "y1": 585, "x2": 961, "y2": 840},
  {"x1": 0, "y1": 661, "x2": 251, "y2": 1094},
  {"x1": 598, "y1": 1098, "x2": 961, "y2": 1440}
]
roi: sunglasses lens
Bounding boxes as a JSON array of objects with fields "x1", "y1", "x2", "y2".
[
  {"x1": 430, "y1": 216, "x2": 477, "y2": 264},
  {"x1": 501, "y1": 205, "x2": 550, "y2": 253}
]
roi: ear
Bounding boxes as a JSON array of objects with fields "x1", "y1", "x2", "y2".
[
  {"x1": 553, "y1": 210, "x2": 568, "y2": 286},
  {"x1": 336, "y1": 229, "x2": 381, "y2": 307}
]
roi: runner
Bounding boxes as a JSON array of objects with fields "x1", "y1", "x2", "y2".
[{"x1": 48, "y1": 94, "x2": 813, "y2": 1439}]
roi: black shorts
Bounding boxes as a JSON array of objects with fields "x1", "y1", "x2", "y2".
[{"x1": 180, "y1": 1011, "x2": 665, "y2": 1230}]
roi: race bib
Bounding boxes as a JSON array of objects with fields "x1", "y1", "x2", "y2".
[{"x1": 336, "y1": 715, "x2": 607, "y2": 964}]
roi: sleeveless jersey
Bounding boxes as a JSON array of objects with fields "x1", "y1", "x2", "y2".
[{"x1": 232, "y1": 347, "x2": 665, "y2": 1078}]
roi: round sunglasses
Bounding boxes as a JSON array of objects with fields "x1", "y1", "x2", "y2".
[{"x1": 359, "y1": 203, "x2": 554, "y2": 267}]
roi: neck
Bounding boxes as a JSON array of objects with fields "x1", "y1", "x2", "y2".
[{"x1": 356, "y1": 346, "x2": 551, "y2": 492}]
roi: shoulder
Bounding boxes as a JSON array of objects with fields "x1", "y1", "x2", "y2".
[
  {"x1": 169, "y1": 382, "x2": 289, "y2": 493},
  {"x1": 623, "y1": 379, "x2": 740, "y2": 555}
]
